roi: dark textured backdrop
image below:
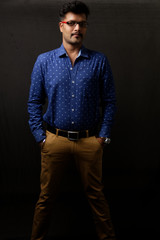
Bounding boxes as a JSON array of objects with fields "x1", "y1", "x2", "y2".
[{"x1": 0, "y1": 0, "x2": 160, "y2": 239}]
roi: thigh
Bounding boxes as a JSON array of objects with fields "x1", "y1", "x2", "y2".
[
  {"x1": 74, "y1": 136, "x2": 103, "y2": 191},
  {"x1": 40, "y1": 131, "x2": 72, "y2": 195}
]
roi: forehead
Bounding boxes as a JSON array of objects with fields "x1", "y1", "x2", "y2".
[{"x1": 63, "y1": 12, "x2": 87, "y2": 21}]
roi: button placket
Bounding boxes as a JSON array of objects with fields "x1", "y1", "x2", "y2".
[{"x1": 70, "y1": 66, "x2": 76, "y2": 127}]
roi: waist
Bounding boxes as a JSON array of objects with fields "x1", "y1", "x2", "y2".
[{"x1": 46, "y1": 124, "x2": 97, "y2": 141}]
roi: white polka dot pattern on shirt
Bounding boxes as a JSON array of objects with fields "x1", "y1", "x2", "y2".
[{"x1": 28, "y1": 44, "x2": 116, "y2": 142}]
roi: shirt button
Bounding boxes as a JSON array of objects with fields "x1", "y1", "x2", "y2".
[
  {"x1": 72, "y1": 94, "x2": 75, "y2": 97},
  {"x1": 72, "y1": 109, "x2": 74, "y2": 112},
  {"x1": 72, "y1": 121, "x2": 74, "y2": 124},
  {"x1": 72, "y1": 81, "x2": 75, "y2": 83},
  {"x1": 70, "y1": 67, "x2": 73, "y2": 70}
]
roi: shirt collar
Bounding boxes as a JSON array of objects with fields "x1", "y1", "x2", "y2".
[{"x1": 57, "y1": 44, "x2": 90, "y2": 59}]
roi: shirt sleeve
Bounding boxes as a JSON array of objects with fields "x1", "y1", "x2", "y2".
[
  {"x1": 98, "y1": 56, "x2": 116, "y2": 138},
  {"x1": 28, "y1": 55, "x2": 46, "y2": 142}
]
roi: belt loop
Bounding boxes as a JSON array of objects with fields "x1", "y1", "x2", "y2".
[
  {"x1": 56, "y1": 128, "x2": 59, "y2": 137},
  {"x1": 86, "y1": 130, "x2": 89, "y2": 137}
]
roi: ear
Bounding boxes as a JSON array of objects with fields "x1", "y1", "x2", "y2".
[{"x1": 59, "y1": 22, "x2": 63, "y2": 33}]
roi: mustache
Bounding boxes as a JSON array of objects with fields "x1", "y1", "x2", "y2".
[{"x1": 71, "y1": 33, "x2": 83, "y2": 37}]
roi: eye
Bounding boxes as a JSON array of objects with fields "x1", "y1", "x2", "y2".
[
  {"x1": 79, "y1": 21, "x2": 88, "y2": 27},
  {"x1": 67, "y1": 21, "x2": 76, "y2": 26}
]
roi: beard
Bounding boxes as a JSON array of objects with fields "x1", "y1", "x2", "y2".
[{"x1": 63, "y1": 33, "x2": 84, "y2": 46}]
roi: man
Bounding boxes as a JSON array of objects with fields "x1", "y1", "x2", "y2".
[{"x1": 28, "y1": 1, "x2": 116, "y2": 240}]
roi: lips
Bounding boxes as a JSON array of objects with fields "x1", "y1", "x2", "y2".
[{"x1": 71, "y1": 33, "x2": 82, "y2": 38}]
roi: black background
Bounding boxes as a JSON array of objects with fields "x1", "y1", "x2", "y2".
[{"x1": 0, "y1": 0, "x2": 160, "y2": 239}]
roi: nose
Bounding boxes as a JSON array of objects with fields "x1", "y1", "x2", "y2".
[{"x1": 74, "y1": 22, "x2": 80, "y2": 30}]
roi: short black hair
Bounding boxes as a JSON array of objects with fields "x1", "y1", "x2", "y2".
[{"x1": 59, "y1": 1, "x2": 90, "y2": 20}]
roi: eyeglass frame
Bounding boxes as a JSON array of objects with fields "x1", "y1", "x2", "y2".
[{"x1": 61, "y1": 20, "x2": 88, "y2": 28}]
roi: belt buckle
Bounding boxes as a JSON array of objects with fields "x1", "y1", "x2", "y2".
[{"x1": 68, "y1": 131, "x2": 79, "y2": 141}]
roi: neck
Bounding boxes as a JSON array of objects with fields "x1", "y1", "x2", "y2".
[
  {"x1": 63, "y1": 41, "x2": 82, "y2": 66},
  {"x1": 63, "y1": 41, "x2": 82, "y2": 55}
]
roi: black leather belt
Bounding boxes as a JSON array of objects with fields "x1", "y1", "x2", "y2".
[{"x1": 47, "y1": 125, "x2": 96, "y2": 141}]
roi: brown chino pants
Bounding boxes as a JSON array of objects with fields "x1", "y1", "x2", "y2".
[{"x1": 31, "y1": 130, "x2": 116, "y2": 240}]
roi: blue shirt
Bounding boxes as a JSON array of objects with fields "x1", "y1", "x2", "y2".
[{"x1": 28, "y1": 44, "x2": 116, "y2": 143}]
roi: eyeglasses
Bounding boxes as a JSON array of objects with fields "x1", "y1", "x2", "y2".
[{"x1": 61, "y1": 21, "x2": 88, "y2": 28}]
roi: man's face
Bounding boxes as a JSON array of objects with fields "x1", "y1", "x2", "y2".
[{"x1": 59, "y1": 12, "x2": 87, "y2": 47}]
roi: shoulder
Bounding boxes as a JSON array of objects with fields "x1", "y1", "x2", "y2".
[
  {"x1": 36, "y1": 48, "x2": 58, "y2": 63},
  {"x1": 85, "y1": 47, "x2": 108, "y2": 59},
  {"x1": 84, "y1": 48, "x2": 111, "y2": 71},
  {"x1": 84, "y1": 47, "x2": 109, "y2": 65},
  {"x1": 33, "y1": 47, "x2": 61, "y2": 71}
]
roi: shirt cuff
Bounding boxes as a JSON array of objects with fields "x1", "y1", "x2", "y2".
[
  {"x1": 32, "y1": 129, "x2": 46, "y2": 143},
  {"x1": 98, "y1": 125, "x2": 111, "y2": 138}
]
